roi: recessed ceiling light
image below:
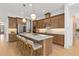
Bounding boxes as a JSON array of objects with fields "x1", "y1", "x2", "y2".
[{"x1": 29, "y1": 4, "x2": 32, "y2": 7}]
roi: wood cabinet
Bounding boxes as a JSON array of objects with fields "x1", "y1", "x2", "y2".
[
  {"x1": 8, "y1": 17, "x2": 23, "y2": 28},
  {"x1": 37, "y1": 20, "x2": 44, "y2": 28},
  {"x1": 50, "y1": 16, "x2": 58, "y2": 28},
  {"x1": 33, "y1": 13, "x2": 64, "y2": 29},
  {"x1": 33, "y1": 13, "x2": 64, "y2": 46},
  {"x1": 33, "y1": 18, "x2": 51, "y2": 29},
  {"x1": 9, "y1": 33, "x2": 17, "y2": 42},
  {"x1": 16, "y1": 18, "x2": 23, "y2": 25},
  {"x1": 50, "y1": 13, "x2": 64, "y2": 28},
  {"x1": 8, "y1": 17, "x2": 17, "y2": 28},
  {"x1": 58, "y1": 14, "x2": 64, "y2": 28},
  {"x1": 42, "y1": 38, "x2": 53, "y2": 55},
  {"x1": 8, "y1": 17, "x2": 23, "y2": 42},
  {"x1": 44, "y1": 18, "x2": 51, "y2": 27},
  {"x1": 53, "y1": 35, "x2": 64, "y2": 46}
]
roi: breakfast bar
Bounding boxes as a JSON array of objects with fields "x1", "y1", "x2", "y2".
[{"x1": 18, "y1": 33, "x2": 54, "y2": 56}]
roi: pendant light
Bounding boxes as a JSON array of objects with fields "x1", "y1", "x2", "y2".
[
  {"x1": 22, "y1": 18, "x2": 26, "y2": 23},
  {"x1": 22, "y1": 4, "x2": 26, "y2": 23},
  {"x1": 31, "y1": 9, "x2": 36, "y2": 20},
  {"x1": 30, "y1": 4, "x2": 36, "y2": 21},
  {"x1": 31, "y1": 13, "x2": 36, "y2": 21},
  {"x1": 30, "y1": 4, "x2": 36, "y2": 33}
]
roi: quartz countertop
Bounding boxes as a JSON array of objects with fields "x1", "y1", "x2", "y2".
[{"x1": 19, "y1": 32, "x2": 54, "y2": 41}]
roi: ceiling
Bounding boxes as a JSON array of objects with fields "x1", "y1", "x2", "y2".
[
  {"x1": 69, "y1": 3, "x2": 79, "y2": 18},
  {"x1": 0, "y1": 3, "x2": 65, "y2": 20},
  {"x1": 69, "y1": 3, "x2": 79, "y2": 14}
]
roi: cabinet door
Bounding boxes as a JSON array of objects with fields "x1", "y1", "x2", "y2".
[
  {"x1": 54, "y1": 16, "x2": 58, "y2": 28},
  {"x1": 17, "y1": 18, "x2": 23, "y2": 25},
  {"x1": 44, "y1": 18, "x2": 51, "y2": 27},
  {"x1": 58, "y1": 14, "x2": 64, "y2": 28},
  {"x1": 61, "y1": 14, "x2": 64, "y2": 27},
  {"x1": 39, "y1": 20, "x2": 43, "y2": 28},
  {"x1": 37, "y1": 21, "x2": 40, "y2": 28},
  {"x1": 37, "y1": 20, "x2": 44, "y2": 28},
  {"x1": 9, "y1": 17, "x2": 17, "y2": 28},
  {"x1": 9, "y1": 33, "x2": 17, "y2": 42},
  {"x1": 50, "y1": 17, "x2": 56, "y2": 28},
  {"x1": 53, "y1": 35, "x2": 64, "y2": 46}
]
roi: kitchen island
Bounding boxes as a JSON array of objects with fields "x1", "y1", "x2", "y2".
[
  {"x1": 37, "y1": 28, "x2": 64, "y2": 46},
  {"x1": 18, "y1": 33, "x2": 54, "y2": 56}
]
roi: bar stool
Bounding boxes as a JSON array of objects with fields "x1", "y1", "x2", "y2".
[
  {"x1": 17, "y1": 35, "x2": 27, "y2": 43},
  {"x1": 17, "y1": 35, "x2": 28, "y2": 55},
  {"x1": 17, "y1": 35, "x2": 21, "y2": 39},
  {"x1": 27, "y1": 40, "x2": 42, "y2": 56}
]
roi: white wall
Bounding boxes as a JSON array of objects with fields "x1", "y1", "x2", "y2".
[
  {"x1": 64, "y1": 4, "x2": 74, "y2": 48},
  {"x1": 0, "y1": 12, "x2": 8, "y2": 42},
  {"x1": 4, "y1": 17, "x2": 8, "y2": 42}
]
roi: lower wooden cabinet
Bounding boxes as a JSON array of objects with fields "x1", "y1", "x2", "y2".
[
  {"x1": 53, "y1": 35, "x2": 64, "y2": 46},
  {"x1": 9, "y1": 33, "x2": 17, "y2": 42}
]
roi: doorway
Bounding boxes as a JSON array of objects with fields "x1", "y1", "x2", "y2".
[
  {"x1": 68, "y1": 3, "x2": 79, "y2": 48},
  {"x1": 72, "y1": 15, "x2": 79, "y2": 47}
]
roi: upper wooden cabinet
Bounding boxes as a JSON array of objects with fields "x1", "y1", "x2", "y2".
[
  {"x1": 8, "y1": 17, "x2": 17, "y2": 28},
  {"x1": 8, "y1": 17, "x2": 23, "y2": 28},
  {"x1": 33, "y1": 13, "x2": 64, "y2": 29},
  {"x1": 16, "y1": 18, "x2": 23, "y2": 25},
  {"x1": 37, "y1": 20, "x2": 44, "y2": 28},
  {"x1": 50, "y1": 14, "x2": 64, "y2": 28},
  {"x1": 44, "y1": 18, "x2": 51, "y2": 27},
  {"x1": 58, "y1": 14, "x2": 64, "y2": 28},
  {"x1": 50, "y1": 16, "x2": 59, "y2": 28}
]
